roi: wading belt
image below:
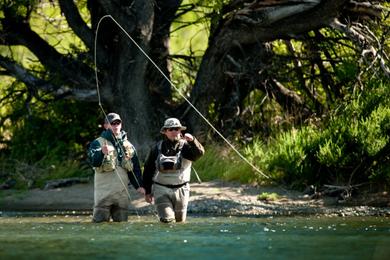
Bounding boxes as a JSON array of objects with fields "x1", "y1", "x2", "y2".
[{"x1": 153, "y1": 182, "x2": 188, "y2": 189}]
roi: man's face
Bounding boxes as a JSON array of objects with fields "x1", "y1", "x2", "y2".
[
  {"x1": 164, "y1": 127, "x2": 181, "y2": 141},
  {"x1": 105, "y1": 120, "x2": 122, "y2": 136}
]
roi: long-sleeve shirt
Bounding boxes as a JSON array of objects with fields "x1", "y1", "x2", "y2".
[
  {"x1": 143, "y1": 137, "x2": 204, "y2": 194},
  {"x1": 87, "y1": 129, "x2": 143, "y2": 189}
]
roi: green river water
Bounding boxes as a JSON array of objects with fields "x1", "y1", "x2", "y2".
[{"x1": 0, "y1": 212, "x2": 389, "y2": 259}]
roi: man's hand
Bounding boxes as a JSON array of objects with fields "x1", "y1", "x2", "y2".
[
  {"x1": 184, "y1": 133, "x2": 194, "y2": 142},
  {"x1": 136, "y1": 187, "x2": 145, "y2": 195},
  {"x1": 102, "y1": 140, "x2": 114, "y2": 155},
  {"x1": 145, "y1": 194, "x2": 154, "y2": 203}
]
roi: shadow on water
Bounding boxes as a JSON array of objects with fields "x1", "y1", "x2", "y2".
[{"x1": 0, "y1": 212, "x2": 389, "y2": 260}]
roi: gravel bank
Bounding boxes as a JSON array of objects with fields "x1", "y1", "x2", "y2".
[{"x1": 1, "y1": 181, "x2": 389, "y2": 217}]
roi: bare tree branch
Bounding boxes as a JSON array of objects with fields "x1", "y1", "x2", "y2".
[
  {"x1": 285, "y1": 39, "x2": 324, "y2": 112},
  {"x1": 58, "y1": 0, "x2": 94, "y2": 49},
  {"x1": 331, "y1": 18, "x2": 390, "y2": 78},
  {"x1": 346, "y1": 1, "x2": 383, "y2": 19},
  {"x1": 0, "y1": 55, "x2": 97, "y2": 101},
  {"x1": 230, "y1": 0, "x2": 321, "y2": 26},
  {"x1": 1, "y1": 8, "x2": 96, "y2": 89}
]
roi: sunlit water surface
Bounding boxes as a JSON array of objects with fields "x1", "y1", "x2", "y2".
[{"x1": 0, "y1": 212, "x2": 389, "y2": 259}]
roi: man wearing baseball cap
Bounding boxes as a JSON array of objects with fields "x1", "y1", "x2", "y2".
[{"x1": 87, "y1": 112, "x2": 145, "y2": 222}]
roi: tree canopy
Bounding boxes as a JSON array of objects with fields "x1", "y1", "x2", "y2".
[{"x1": 0, "y1": 0, "x2": 389, "y2": 189}]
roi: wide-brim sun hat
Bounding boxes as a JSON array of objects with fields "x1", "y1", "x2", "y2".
[{"x1": 160, "y1": 118, "x2": 186, "y2": 133}]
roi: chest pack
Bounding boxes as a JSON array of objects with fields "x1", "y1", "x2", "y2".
[
  {"x1": 156, "y1": 140, "x2": 185, "y2": 173},
  {"x1": 95, "y1": 137, "x2": 134, "y2": 173}
]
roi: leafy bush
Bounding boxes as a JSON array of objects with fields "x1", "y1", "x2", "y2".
[
  {"x1": 0, "y1": 156, "x2": 92, "y2": 189},
  {"x1": 243, "y1": 80, "x2": 390, "y2": 189},
  {"x1": 193, "y1": 145, "x2": 255, "y2": 184},
  {"x1": 0, "y1": 100, "x2": 98, "y2": 188}
]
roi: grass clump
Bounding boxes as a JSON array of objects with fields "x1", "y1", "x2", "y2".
[
  {"x1": 193, "y1": 145, "x2": 256, "y2": 184},
  {"x1": 257, "y1": 192, "x2": 279, "y2": 201}
]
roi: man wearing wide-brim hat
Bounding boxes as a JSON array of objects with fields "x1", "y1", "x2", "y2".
[{"x1": 143, "y1": 117, "x2": 204, "y2": 223}]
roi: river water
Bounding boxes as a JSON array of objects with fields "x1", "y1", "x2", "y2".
[{"x1": 0, "y1": 212, "x2": 389, "y2": 259}]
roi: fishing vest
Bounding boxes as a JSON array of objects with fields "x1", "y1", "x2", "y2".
[
  {"x1": 153, "y1": 140, "x2": 192, "y2": 185},
  {"x1": 94, "y1": 137, "x2": 134, "y2": 173}
]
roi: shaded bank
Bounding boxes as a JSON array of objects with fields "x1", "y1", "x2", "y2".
[{"x1": 0, "y1": 181, "x2": 389, "y2": 217}]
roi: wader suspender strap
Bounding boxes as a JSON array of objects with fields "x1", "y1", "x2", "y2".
[{"x1": 157, "y1": 140, "x2": 185, "y2": 159}]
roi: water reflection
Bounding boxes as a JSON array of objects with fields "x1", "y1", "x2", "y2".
[{"x1": 0, "y1": 213, "x2": 389, "y2": 259}]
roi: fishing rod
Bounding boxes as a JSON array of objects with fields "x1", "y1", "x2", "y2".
[
  {"x1": 94, "y1": 18, "x2": 149, "y2": 220},
  {"x1": 192, "y1": 167, "x2": 202, "y2": 184}
]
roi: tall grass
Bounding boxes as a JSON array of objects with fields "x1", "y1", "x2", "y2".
[
  {"x1": 243, "y1": 81, "x2": 390, "y2": 189},
  {"x1": 195, "y1": 81, "x2": 390, "y2": 190},
  {"x1": 193, "y1": 145, "x2": 255, "y2": 184}
]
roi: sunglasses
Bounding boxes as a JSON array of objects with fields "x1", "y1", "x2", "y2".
[
  {"x1": 167, "y1": 127, "x2": 180, "y2": 131},
  {"x1": 111, "y1": 121, "x2": 121, "y2": 125}
]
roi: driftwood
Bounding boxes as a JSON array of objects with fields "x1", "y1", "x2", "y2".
[{"x1": 306, "y1": 183, "x2": 367, "y2": 200}]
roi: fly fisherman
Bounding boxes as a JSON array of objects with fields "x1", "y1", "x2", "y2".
[
  {"x1": 87, "y1": 113, "x2": 145, "y2": 222},
  {"x1": 143, "y1": 118, "x2": 204, "y2": 223}
]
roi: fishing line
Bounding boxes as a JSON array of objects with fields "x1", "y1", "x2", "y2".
[
  {"x1": 94, "y1": 17, "x2": 144, "y2": 219},
  {"x1": 94, "y1": 15, "x2": 270, "y2": 181}
]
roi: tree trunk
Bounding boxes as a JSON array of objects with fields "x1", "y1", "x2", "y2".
[{"x1": 95, "y1": 0, "x2": 157, "y2": 158}]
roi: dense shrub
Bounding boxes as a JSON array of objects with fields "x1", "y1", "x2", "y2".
[
  {"x1": 0, "y1": 100, "x2": 98, "y2": 188},
  {"x1": 193, "y1": 145, "x2": 255, "y2": 184},
  {"x1": 243, "y1": 81, "x2": 390, "y2": 189}
]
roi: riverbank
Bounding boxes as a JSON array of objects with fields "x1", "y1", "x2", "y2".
[{"x1": 1, "y1": 180, "x2": 389, "y2": 217}]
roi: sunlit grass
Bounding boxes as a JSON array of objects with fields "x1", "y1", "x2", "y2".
[
  {"x1": 257, "y1": 192, "x2": 279, "y2": 201},
  {"x1": 193, "y1": 145, "x2": 263, "y2": 184}
]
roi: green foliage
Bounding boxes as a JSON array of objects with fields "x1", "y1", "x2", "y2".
[
  {"x1": 170, "y1": 0, "x2": 210, "y2": 101},
  {"x1": 0, "y1": 98, "x2": 98, "y2": 188},
  {"x1": 244, "y1": 128, "x2": 316, "y2": 186},
  {"x1": 1, "y1": 0, "x2": 389, "y2": 193},
  {"x1": 243, "y1": 80, "x2": 390, "y2": 189},
  {"x1": 8, "y1": 100, "x2": 98, "y2": 162},
  {"x1": 334, "y1": 61, "x2": 359, "y2": 83},
  {"x1": 30, "y1": 1, "x2": 88, "y2": 54},
  {"x1": 257, "y1": 192, "x2": 279, "y2": 201},
  {"x1": 0, "y1": 0, "x2": 37, "y2": 17},
  {"x1": 193, "y1": 145, "x2": 256, "y2": 184},
  {"x1": 0, "y1": 156, "x2": 92, "y2": 189}
]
